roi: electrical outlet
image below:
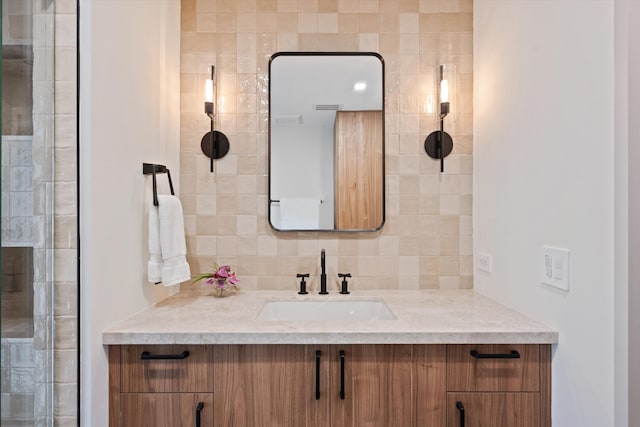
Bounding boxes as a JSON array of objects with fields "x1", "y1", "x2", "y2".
[
  {"x1": 477, "y1": 252, "x2": 493, "y2": 273},
  {"x1": 541, "y1": 246, "x2": 570, "y2": 291}
]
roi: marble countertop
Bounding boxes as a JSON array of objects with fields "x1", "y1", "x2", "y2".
[{"x1": 102, "y1": 289, "x2": 558, "y2": 345}]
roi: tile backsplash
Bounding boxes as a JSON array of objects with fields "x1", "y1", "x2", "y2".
[{"x1": 181, "y1": 0, "x2": 473, "y2": 291}]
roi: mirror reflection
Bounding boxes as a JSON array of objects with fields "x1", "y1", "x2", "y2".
[{"x1": 268, "y1": 52, "x2": 385, "y2": 232}]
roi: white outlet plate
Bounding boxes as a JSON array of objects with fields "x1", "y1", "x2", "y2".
[
  {"x1": 541, "y1": 246, "x2": 570, "y2": 291},
  {"x1": 477, "y1": 252, "x2": 493, "y2": 273}
]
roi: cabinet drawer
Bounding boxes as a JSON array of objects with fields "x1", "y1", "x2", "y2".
[
  {"x1": 447, "y1": 344, "x2": 540, "y2": 392},
  {"x1": 120, "y1": 345, "x2": 213, "y2": 393},
  {"x1": 120, "y1": 393, "x2": 213, "y2": 427},
  {"x1": 447, "y1": 392, "x2": 540, "y2": 427}
]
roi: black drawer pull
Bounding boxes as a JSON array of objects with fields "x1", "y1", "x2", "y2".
[
  {"x1": 470, "y1": 350, "x2": 520, "y2": 359},
  {"x1": 339, "y1": 350, "x2": 345, "y2": 400},
  {"x1": 315, "y1": 350, "x2": 321, "y2": 400},
  {"x1": 140, "y1": 350, "x2": 190, "y2": 360},
  {"x1": 195, "y1": 401, "x2": 204, "y2": 427},
  {"x1": 456, "y1": 401, "x2": 465, "y2": 427}
]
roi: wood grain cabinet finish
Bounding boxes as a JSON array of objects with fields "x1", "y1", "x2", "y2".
[
  {"x1": 213, "y1": 344, "x2": 329, "y2": 427},
  {"x1": 110, "y1": 345, "x2": 214, "y2": 427},
  {"x1": 213, "y1": 344, "x2": 446, "y2": 427},
  {"x1": 446, "y1": 344, "x2": 551, "y2": 427},
  {"x1": 334, "y1": 110, "x2": 384, "y2": 230},
  {"x1": 109, "y1": 343, "x2": 550, "y2": 427},
  {"x1": 120, "y1": 393, "x2": 213, "y2": 427}
]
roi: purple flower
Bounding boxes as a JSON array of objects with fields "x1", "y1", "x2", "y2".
[{"x1": 193, "y1": 263, "x2": 239, "y2": 291}]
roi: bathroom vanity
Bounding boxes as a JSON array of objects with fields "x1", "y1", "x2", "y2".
[{"x1": 104, "y1": 290, "x2": 557, "y2": 427}]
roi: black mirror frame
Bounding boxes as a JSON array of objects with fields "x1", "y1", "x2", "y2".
[{"x1": 267, "y1": 51, "x2": 386, "y2": 233}]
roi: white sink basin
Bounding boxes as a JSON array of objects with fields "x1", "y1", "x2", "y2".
[{"x1": 256, "y1": 299, "x2": 397, "y2": 321}]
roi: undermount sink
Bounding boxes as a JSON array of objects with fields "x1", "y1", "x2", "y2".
[{"x1": 256, "y1": 299, "x2": 397, "y2": 321}]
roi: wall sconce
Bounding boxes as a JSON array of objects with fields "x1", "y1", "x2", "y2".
[
  {"x1": 201, "y1": 65, "x2": 229, "y2": 172},
  {"x1": 424, "y1": 64, "x2": 453, "y2": 173}
]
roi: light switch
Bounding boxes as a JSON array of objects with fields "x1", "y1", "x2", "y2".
[
  {"x1": 477, "y1": 252, "x2": 493, "y2": 273},
  {"x1": 541, "y1": 246, "x2": 570, "y2": 291}
]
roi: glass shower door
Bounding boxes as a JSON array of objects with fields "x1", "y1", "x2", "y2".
[{"x1": 2, "y1": 0, "x2": 58, "y2": 425}]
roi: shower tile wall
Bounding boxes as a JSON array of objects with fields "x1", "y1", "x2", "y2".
[
  {"x1": 1, "y1": 137, "x2": 33, "y2": 244},
  {"x1": 181, "y1": 0, "x2": 474, "y2": 291},
  {"x1": 2, "y1": 0, "x2": 78, "y2": 425}
]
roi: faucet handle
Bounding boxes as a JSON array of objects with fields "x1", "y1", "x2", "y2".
[
  {"x1": 297, "y1": 273, "x2": 310, "y2": 295},
  {"x1": 338, "y1": 273, "x2": 351, "y2": 295}
]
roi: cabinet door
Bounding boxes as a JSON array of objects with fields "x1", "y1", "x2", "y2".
[
  {"x1": 416, "y1": 345, "x2": 447, "y2": 426},
  {"x1": 213, "y1": 345, "x2": 329, "y2": 427},
  {"x1": 120, "y1": 393, "x2": 213, "y2": 427},
  {"x1": 330, "y1": 345, "x2": 415, "y2": 427},
  {"x1": 447, "y1": 393, "x2": 540, "y2": 427}
]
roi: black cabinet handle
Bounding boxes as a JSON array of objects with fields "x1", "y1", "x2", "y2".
[
  {"x1": 140, "y1": 350, "x2": 190, "y2": 360},
  {"x1": 315, "y1": 350, "x2": 321, "y2": 400},
  {"x1": 339, "y1": 350, "x2": 345, "y2": 400},
  {"x1": 195, "y1": 401, "x2": 204, "y2": 427},
  {"x1": 196, "y1": 402, "x2": 204, "y2": 427},
  {"x1": 470, "y1": 350, "x2": 520, "y2": 359},
  {"x1": 456, "y1": 401, "x2": 465, "y2": 427}
]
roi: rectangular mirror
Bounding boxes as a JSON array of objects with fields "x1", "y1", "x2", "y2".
[{"x1": 268, "y1": 52, "x2": 385, "y2": 232}]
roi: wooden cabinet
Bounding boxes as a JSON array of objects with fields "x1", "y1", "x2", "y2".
[
  {"x1": 213, "y1": 344, "x2": 446, "y2": 427},
  {"x1": 213, "y1": 345, "x2": 328, "y2": 427},
  {"x1": 109, "y1": 345, "x2": 214, "y2": 427},
  {"x1": 108, "y1": 343, "x2": 550, "y2": 427},
  {"x1": 446, "y1": 344, "x2": 551, "y2": 427}
]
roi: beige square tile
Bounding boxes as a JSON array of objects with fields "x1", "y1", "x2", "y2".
[
  {"x1": 380, "y1": 13, "x2": 399, "y2": 33},
  {"x1": 319, "y1": 0, "x2": 339, "y2": 12},
  {"x1": 216, "y1": 215, "x2": 238, "y2": 234},
  {"x1": 439, "y1": 0, "x2": 459, "y2": 13},
  {"x1": 196, "y1": 235, "x2": 218, "y2": 255},
  {"x1": 338, "y1": 0, "x2": 358, "y2": 13},
  {"x1": 298, "y1": 13, "x2": 319, "y2": 32},
  {"x1": 318, "y1": 13, "x2": 339, "y2": 32},
  {"x1": 338, "y1": 13, "x2": 358, "y2": 32},
  {"x1": 278, "y1": 0, "x2": 298, "y2": 12},
  {"x1": 399, "y1": 0, "x2": 419, "y2": 12},
  {"x1": 439, "y1": 235, "x2": 459, "y2": 256},
  {"x1": 258, "y1": 0, "x2": 278, "y2": 12},
  {"x1": 277, "y1": 12, "x2": 299, "y2": 31},
  {"x1": 180, "y1": 0, "x2": 474, "y2": 291},
  {"x1": 237, "y1": 235, "x2": 258, "y2": 255}
]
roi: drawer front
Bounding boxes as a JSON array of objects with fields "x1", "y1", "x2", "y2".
[
  {"x1": 121, "y1": 345, "x2": 213, "y2": 393},
  {"x1": 120, "y1": 393, "x2": 213, "y2": 427},
  {"x1": 447, "y1": 344, "x2": 540, "y2": 392},
  {"x1": 447, "y1": 392, "x2": 540, "y2": 427}
]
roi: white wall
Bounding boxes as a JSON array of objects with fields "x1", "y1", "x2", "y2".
[
  {"x1": 79, "y1": 0, "x2": 181, "y2": 424},
  {"x1": 474, "y1": 1, "x2": 616, "y2": 426},
  {"x1": 625, "y1": 1, "x2": 640, "y2": 424},
  {"x1": 270, "y1": 124, "x2": 335, "y2": 229},
  {"x1": 614, "y1": 0, "x2": 629, "y2": 425}
]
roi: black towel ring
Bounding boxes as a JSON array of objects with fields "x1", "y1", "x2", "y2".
[{"x1": 142, "y1": 163, "x2": 175, "y2": 206}]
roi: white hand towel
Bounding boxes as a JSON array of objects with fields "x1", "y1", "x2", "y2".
[
  {"x1": 147, "y1": 202, "x2": 163, "y2": 283},
  {"x1": 148, "y1": 195, "x2": 191, "y2": 287},
  {"x1": 279, "y1": 198, "x2": 320, "y2": 229}
]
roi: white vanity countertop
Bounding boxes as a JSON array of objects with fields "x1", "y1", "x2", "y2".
[{"x1": 102, "y1": 289, "x2": 558, "y2": 345}]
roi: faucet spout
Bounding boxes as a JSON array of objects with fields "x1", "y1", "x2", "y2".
[{"x1": 319, "y1": 249, "x2": 328, "y2": 294}]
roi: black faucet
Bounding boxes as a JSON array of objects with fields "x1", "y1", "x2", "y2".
[{"x1": 319, "y1": 249, "x2": 328, "y2": 294}]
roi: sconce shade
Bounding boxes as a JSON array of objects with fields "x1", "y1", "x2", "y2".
[
  {"x1": 440, "y1": 78, "x2": 449, "y2": 103},
  {"x1": 205, "y1": 79, "x2": 214, "y2": 103}
]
